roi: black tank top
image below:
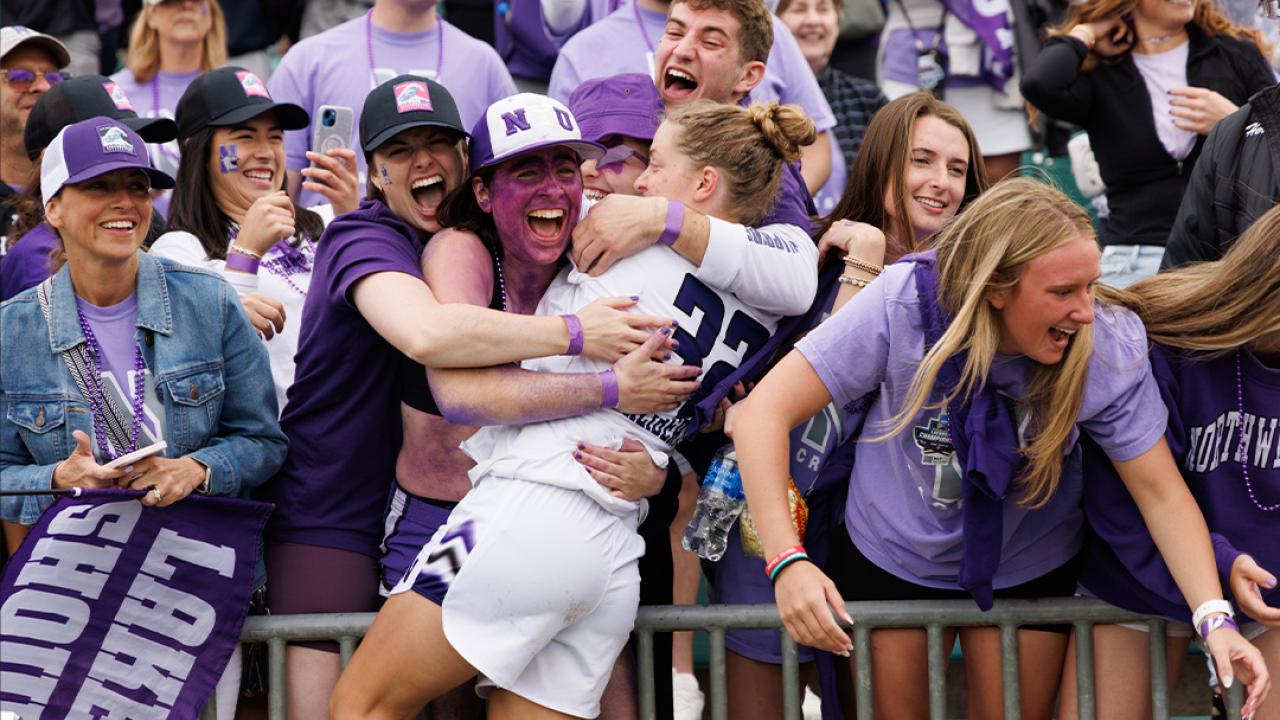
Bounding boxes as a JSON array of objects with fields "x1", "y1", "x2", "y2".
[{"x1": 398, "y1": 248, "x2": 506, "y2": 415}]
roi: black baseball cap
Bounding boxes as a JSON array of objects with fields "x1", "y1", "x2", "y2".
[
  {"x1": 359, "y1": 74, "x2": 468, "y2": 156},
  {"x1": 23, "y1": 75, "x2": 178, "y2": 161},
  {"x1": 175, "y1": 66, "x2": 309, "y2": 141}
]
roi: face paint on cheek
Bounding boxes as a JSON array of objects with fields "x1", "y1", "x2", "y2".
[
  {"x1": 489, "y1": 171, "x2": 569, "y2": 264},
  {"x1": 380, "y1": 162, "x2": 391, "y2": 185},
  {"x1": 218, "y1": 144, "x2": 239, "y2": 174}
]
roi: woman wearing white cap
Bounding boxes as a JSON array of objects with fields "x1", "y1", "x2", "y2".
[
  {"x1": 333, "y1": 95, "x2": 819, "y2": 720},
  {"x1": 0, "y1": 117, "x2": 287, "y2": 719}
]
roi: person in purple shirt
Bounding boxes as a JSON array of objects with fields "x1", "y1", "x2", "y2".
[
  {"x1": 111, "y1": 0, "x2": 230, "y2": 217},
  {"x1": 548, "y1": 0, "x2": 837, "y2": 196},
  {"x1": 256, "y1": 78, "x2": 691, "y2": 719},
  {"x1": 2, "y1": 75, "x2": 176, "y2": 302},
  {"x1": 1062, "y1": 205, "x2": 1280, "y2": 719},
  {"x1": 732, "y1": 178, "x2": 1271, "y2": 718},
  {"x1": 268, "y1": 0, "x2": 518, "y2": 209}
]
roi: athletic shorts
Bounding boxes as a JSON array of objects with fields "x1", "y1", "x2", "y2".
[
  {"x1": 264, "y1": 542, "x2": 381, "y2": 652},
  {"x1": 379, "y1": 483, "x2": 456, "y2": 596},
  {"x1": 708, "y1": 522, "x2": 816, "y2": 664},
  {"x1": 828, "y1": 525, "x2": 1081, "y2": 634},
  {"x1": 391, "y1": 477, "x2": 647, "y2": 718}
]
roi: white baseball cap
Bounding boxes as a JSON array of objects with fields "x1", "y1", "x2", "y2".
[
  {"x1": 1, "y1": 26, "x2": 71, "y2": 67},
  {"x1": 468, "y1": 93, "x2": 604, "y2": 176}
]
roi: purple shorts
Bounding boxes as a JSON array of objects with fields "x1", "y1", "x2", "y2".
[
  {"x1": 709, "y1": 522, "x2": 816, "y2": 664},
  {"x1": 265, "y1": 542, "x2": 381, "y2": 652},
  {"x1": 379, "y1": 483, "x2": 457, "y2": 596}
]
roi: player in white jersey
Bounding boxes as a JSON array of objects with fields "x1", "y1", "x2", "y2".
[{"x1": 332, "y1": 100, "x2": 818, "y2": 719}]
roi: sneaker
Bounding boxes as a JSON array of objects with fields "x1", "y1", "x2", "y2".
[
  {"x1": 802, "y1": 686, "x2": 822, "y2": 720},
  {"x1": 673, "y1": 669, "x2": 704, "y2": 720}
]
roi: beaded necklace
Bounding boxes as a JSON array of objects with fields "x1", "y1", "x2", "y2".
[
  {"x1": 229, "y1": 223, "x2": 315, "y2": 296},
  {"x1": 1234, "y1": 349, "x2": 1278, "y2": 512},
  {"x1": 493, "y1": 252, "x2": 509, "y2": 312},
  {"x1": 77, "y1": 305, "x2": 147, "y2": 460}
]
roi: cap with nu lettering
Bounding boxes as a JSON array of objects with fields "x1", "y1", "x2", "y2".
[
  {"x1": 468, "y1": 93, "x2": 604, "y2": 176},
  {"x1": 41, "y1": 118, "x2": 175, "y2": 205}
]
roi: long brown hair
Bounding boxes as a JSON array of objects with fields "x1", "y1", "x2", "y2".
[
  {"x1": 124, "y1": 0, "x2": 229, "y2": 84},
  {"x1": 1050, "y1": 0, "x2": 1273, "y2": 71},
  {"x1": 819, "y1": 92, "x2": 987, "y2": 262},
  {"x1": 1119, "y1": 204, "x2": 1280, "y2": 352},
  {"x1": 885, "y1": 178, "x2": 1106, "y2": 507}
]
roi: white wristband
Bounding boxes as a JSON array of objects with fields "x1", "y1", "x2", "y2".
[{"x1": 1191, "y1": 599, "x2": 1234, "y2": 631}]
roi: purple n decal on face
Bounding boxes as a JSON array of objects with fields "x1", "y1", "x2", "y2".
[
  {"x1": 554, "y1": 108, "x2": 574, "y2": 132},
  {"x1": 219, "y1": 144, "x2": 239, "y2": 173},
  {"x1": 502, "y1": 109, "x2": 531, "y2": 136}
]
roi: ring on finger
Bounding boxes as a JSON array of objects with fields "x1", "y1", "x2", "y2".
[{"x1": 149, "y1": 487, "x2": 164, "y2": 502}]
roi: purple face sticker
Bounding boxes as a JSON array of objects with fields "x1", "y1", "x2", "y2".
[
  {"x1": 218, "y1": 144, "x2": 239, "y2": 174},
  {"x1": 380, "y1": 162, "x2": 392, "y2": 185},
  {"x1": 484, "y1": 146, "x2": 583, "y2": 270}
]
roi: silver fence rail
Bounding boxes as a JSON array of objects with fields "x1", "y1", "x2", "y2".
[{"x1": 201, "y1": 598, "x2": 1246, "y2": 720}]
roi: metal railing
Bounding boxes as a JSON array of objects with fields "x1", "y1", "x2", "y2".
[{"x1": 201, "y1": 598, "x2": 1246, "y2": 720}]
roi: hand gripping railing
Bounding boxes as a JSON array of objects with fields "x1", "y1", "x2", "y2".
[{"x1": 200, "y1": 598, "x2": 1247, "y2": 720}]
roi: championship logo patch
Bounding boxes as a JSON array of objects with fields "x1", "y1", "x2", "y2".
[
  {"x1": 102, "y1": 81, "x2": 134, "y2": 111},
  {"x1": 236, "y1": 70, "x2": 271, "y2": 98},
  {"x1": 912, "y1": 413, "x2": 953, "y2": 466},
  {"x1": 394, "y1": 81, "x2": 432, "y2": 113},
  {"x1": 98, "y1": 125, "x2": 135, "y2": 154}
]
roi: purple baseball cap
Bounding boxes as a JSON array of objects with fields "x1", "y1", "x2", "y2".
[
  {"x1": 569, "y1": 74, "x2": 663, "y2": 144},
  {"x1": 41, "y1": 117, "x2": 175, "y2": 205},
  {"x1": 469, "y1": 93, "x2": 604, "y2": 176}
]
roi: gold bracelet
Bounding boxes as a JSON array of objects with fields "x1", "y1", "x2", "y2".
[
  {"x1": 229, "y1": 244, "x2": 263, "y2": 260},
  {"x1": 842, "y1": 256, "x2": 883, "y2": 276},
  {"x1": 837, "y1": 274, "x2": 872, "y2": 288}
]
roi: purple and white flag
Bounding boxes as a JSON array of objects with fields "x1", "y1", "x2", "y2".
[{"x1": 0, "y1": 489, "x2": 271, "y2": 719}]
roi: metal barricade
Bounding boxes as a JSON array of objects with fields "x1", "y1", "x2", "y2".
[{"x1": 202, "y1": 598, "x2": 1247, "y2": 720}]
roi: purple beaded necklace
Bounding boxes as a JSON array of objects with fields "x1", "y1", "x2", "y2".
[
  {"x1": 77, "y1": 305, "x2": 147, "y2": 460},
  {"x1": 1235, "y1": 349, "x2": 1278, "y2": 512},
  {"x1": 229, "y1": 223, "x2": 314, "y2": 296}
]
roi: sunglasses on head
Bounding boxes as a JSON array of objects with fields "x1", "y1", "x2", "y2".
[
  {"x1": 0, "y1": 68, "x2": 70, "y2": 88},
  {"x1": 597, "y1": 143, "x2": 649, "y2": 174}
]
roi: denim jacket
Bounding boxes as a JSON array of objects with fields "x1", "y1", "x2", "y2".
[{"x1": 1, "y1": 252, "x2": 288, "y2": 525}]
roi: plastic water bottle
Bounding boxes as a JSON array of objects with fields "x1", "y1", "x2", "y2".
[{"x1": 682, "y1": 444, "x2": 746, "y2": 561}]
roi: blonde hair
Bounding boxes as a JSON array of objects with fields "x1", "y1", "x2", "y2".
[
  {"x1": 1119, "y1": 204, "x2": 1280, "y2": 352},
  {"x1": 665, "y1": 100, "x2": 816, "y2": 226},
  {"x1": 125, "y1": 0, "x2": 229, "y2": 84},
  {"x1": 887, "y1": 178, "x2": 1104, "y2": 507},
  {"x1": 1049, "y1": 0, "x2": 1273, "y2": 71}
]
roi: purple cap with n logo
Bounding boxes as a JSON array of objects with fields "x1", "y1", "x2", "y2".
[
  {"x1": 41, "y1": 117, "x2": 175, "y2": 205},
  {"x1": 469, "y1": 93, "x2": 604, "y2": 176}
]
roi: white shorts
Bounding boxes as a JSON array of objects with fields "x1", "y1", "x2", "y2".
[{"x1": 391, "y1": 477, "x2": 646, "y2": 718}]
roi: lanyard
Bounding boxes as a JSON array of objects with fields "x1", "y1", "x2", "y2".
[
  {"x1": 366, "y1": 9, "x2": 445, "y2": 87},
  {"x1": 634, "y1": 1, "x2": 655, "y2": 53}
]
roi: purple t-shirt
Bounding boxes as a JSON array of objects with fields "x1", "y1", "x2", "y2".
[
  {"x1": 76, "y1": 293, "x2": 164, "y2": 459},
  {"x1": 269, "y1": 14, "x2": 518, "y2": 208},
  {"x1": 257, "y1": 199, "x2": 426, "y2": 557},
  {"x1": 547, "y1": 5, "x2": 836, "y2": 135},
  {"x1": 108, "y1": 69, "x2": 201, "y2": 217},
  {"x1": 795, "y1": 260, "x2": 1167, "y2": 589},
  {"x1": 1, "y1": 222, "x2": 59, "y2": 301},
  {"x1": 1080, "y1": 344, "x2": 1280, "y2": 622}
]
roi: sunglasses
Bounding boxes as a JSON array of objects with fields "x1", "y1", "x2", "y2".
[
  {"x1": 1, "y1": 68, "x2": 71, "y2": 88},
  {"x1": 597, "y1": 144, "x2": 649, "y2": 174}
]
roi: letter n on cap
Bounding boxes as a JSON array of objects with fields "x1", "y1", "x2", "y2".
[{"x1": 501, "y1": 109, "x2": 531, "y2": 136}]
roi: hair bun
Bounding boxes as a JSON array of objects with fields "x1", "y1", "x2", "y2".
[{"x1": 749, "y1": 102, "x2": 816, "y2": 163}]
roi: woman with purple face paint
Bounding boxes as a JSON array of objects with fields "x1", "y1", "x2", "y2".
[
  {"x1": 1060, "y1": 205, "x2": 1280, "y2": 720},
  {"x1": 149, "y1": 66, "x2": 361, "y2": 414},
  {"x1": 260, "y1": 83, "x2": 691, "y2": 720},
  {"x1": 332, "y1": 96, "x2": 817, "y2": 720}
]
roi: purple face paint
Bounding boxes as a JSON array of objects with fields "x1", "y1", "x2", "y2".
[
  {"x1": 218, "y1": 144, "x2": 239, "y2": 174},
  {"x1": 485, "y1": 146, "x2": 583, "y2": 271},
  {"x1": 380, "y1": 162, "x2": 392, "y2": 185}
]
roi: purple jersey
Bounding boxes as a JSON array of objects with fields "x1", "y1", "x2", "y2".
[
  {"x1": 547, "y1": 5, "x2": 835, "y2": 135},
  {"x1": 1, "y1": 222, "x2": 59, "y2": 301},
  {"x1": 795, "y1": 259, "x2": 1167, "y2": 590},
  {"x1": 1080, "y1": 344, "x2": 1280, "y2": 621},
  {"x1": 268, "y1": 14, "x2": 517, "y2": 208},
  {"x1": 257, "y1": 200, "x2": 426, "y2": 557}
]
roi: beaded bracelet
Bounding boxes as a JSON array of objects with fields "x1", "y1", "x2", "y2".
[
  {"x1": 842, "y1": 256, "x2": 883, "y2": 276},
  {"x1": 838, "y1": 275, "x2": 872, "y2": 288},
  {"x1": 599, "y1": 369, "x2": 620, "y2": 409},
  {"x1": 561, "y1": 314, "x2": 585, "y2": 356},
  {"x1": 229, "y1": 244, "x2": 264, "y2": 260}
]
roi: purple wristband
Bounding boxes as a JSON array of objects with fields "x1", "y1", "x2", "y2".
[
  {"x1": 225, "y1": 252, "x2": 260, "y2": 273},
  {"x1": 599, "y1": 369, "x2": 620, "y2": 409},
  {"x1": 659, "y1": 200, "x2": 684, "y2": 246},
  {"x1": 562, "y1": 314, "x2": 584, "y2": 356},
  {"x1": 1199, "y1": 614, "x2": 1239, "y2": 640}
]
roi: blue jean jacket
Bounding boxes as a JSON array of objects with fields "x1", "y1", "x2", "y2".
[{"x1": 1, "y1": 252, "x2": 288, "y2": 525}]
